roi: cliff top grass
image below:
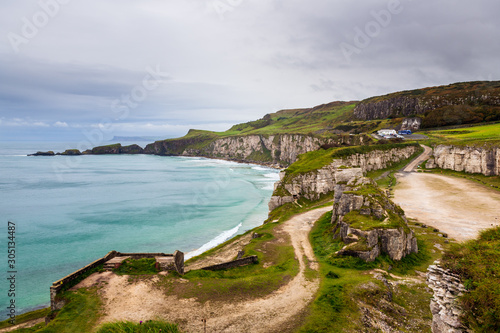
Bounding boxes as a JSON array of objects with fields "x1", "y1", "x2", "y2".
[
  {"x1": 343, "y1": 210, "x2": 409, "y2": 232},
  {"x1": 423, "y1": 122, "x2": 500, "y2": 148},
  {"x1": 441, "y1": 227, "x2": 500, "y2": 332},
  {"x1": 155, "y1": 101, "x2": 358, "y2": 146},
  {"x1": 283, "y1": 142, "x2": 419, "y2": 179},
  {"x1": 342, "y1": 181, "x2": 410, "y2": 232}
]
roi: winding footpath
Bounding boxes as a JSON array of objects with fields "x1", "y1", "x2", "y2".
[{"x1": 97, "y1": 206, "x2": 331, "y2": 333}]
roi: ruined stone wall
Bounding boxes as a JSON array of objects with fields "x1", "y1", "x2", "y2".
[{"x1": 202, "y1": 256, "x2": 258, "y2": 271}]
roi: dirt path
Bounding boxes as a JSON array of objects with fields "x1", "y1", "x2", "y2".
[
  {"x1": 402, "y1": 144, "x2": 432, "y2": 172},
  {"x1": 96, "y1": 206, "x2": 332, "y2": 332},
  {"x1": 394, "y1": 172, "x2": 500, "y2": 241},
  {"x1": 0, "y1": 319, "x2": 45, "y2": 333}
]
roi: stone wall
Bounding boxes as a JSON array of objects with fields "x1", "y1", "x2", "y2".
[
  {"x1": 427, "y1": 263, "x2": 466, "y2": 333},
  {"x1": 50, "y1": 250, "x2": 184, "y2": 311},
  {"x1": 50, "y1": 251, "x2": 118, "y2": 311},
  {"x1": 202, "y1": 256, "x2": 258, "y2": 271},
  {"x1": 426, "y1": 145, "x2": 500, "y2": 176}
]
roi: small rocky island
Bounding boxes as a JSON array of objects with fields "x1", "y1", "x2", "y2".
[
  {"x1": 28, "y1": 144, "x2": 144, "y2": 156},
  {"x1": 331, "y1": 171, "x2": 418, "y2": 262}
]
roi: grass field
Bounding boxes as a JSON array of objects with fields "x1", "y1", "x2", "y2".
[{"x1": 423, "y1": 122, "x2": 500, "y2": 146}]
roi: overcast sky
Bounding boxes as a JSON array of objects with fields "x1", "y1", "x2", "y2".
[{"x1": 1, "y1": 0, "x2": 499, "y2": 142}]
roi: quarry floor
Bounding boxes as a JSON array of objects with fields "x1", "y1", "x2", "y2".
[
  {"x1": 394, "y1": 172, "x2": 500, "y2": 242},
  {"x1": 77, "y1": 206, "x2": 331, "y2": 333}
]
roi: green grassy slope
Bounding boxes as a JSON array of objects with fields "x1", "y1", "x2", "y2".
[{"x1": 423, "y1": 122, "x2": 500, "y2": 147}]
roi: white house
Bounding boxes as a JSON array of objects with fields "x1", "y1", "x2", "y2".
[{"x1": 377, "y1": 129, "x2": 397, "y2": 136}]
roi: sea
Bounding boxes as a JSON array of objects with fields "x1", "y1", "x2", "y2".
[{"x1": 0, "y1": 141, "x2": 280, "y2": 319}]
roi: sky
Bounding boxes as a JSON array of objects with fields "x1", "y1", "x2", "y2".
[{"x1": 1, "y1": 0, "x2": 499, "y2": 142}]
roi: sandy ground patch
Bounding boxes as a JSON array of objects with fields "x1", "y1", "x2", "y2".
[
  {"x1": 394, "y1": 172, "x2": 500, "y2": 242},
  {"x1": 96, "y1": 206, "x2": 331, "y2": 333}
]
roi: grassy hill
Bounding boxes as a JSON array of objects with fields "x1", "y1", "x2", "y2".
[{"x1": 354, "y1": 81, "x2": 500, "y2": 128}]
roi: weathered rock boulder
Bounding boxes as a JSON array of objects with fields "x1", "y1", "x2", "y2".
[
  {"x1": 427, "y1": 262, "x2": 466, "y2": 333},
  {"x1": 427, "y1": 144, "x2": 500, "y2": 176},
  {"x1": 331, "y1": 177, "x2": 418, "y2": 262}
]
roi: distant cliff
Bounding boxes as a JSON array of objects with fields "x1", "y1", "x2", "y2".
[
  {"x1": 144, "y1": 133, "x2": 371, "y2": 167},
  {"x1": 353, "y1": 81, "x2": 500, "y2": 128},
  {"x1": 426, "y1": 144, "x2": 500, "y2": 176}
]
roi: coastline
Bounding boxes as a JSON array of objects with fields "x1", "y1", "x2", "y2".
[{"x1": 1, "y1": 146, "x2": 280, "y2": 320}]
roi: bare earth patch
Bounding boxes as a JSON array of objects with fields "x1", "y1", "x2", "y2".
[
  {"x1": 95, "y1": 206, "x2": 331, "y2": 333},
  {"x1": 394, "y1": 172, "x2": 500, "y2": 242}
]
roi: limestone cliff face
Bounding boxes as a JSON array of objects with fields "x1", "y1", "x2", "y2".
[
  {"x1": 331, "y1": 177, "x2": 418, "y2": 262},
  {"x1": 145, "y1": 134, "x2": 369, "y2": 166},
  {"x1": 354, "y1": 96, "x2": 433, "y2": 120},
  {"x1": 269, "y1": 146, "x2": 419, "y2": 211},
  {"x1": 426, "y1": 144, "x2": 500, "y2": 176},
  {"x1": 427, "y1": 263, "x2": 466, "y2": 333},
  {"x1": 353, "y1": 87, "x2": 500, "y2": 121},
  {"x1": 401, "y1": 117, "x2": 422, "y2": 131}
]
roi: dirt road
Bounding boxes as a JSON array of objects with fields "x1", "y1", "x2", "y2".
[
  {"x1": 97, "y1": 206, "x2": 332, "y2": 332},
  {"x1": 402, "y1": 145, "x2": 432, "y2": 172},
  {"x1": 394, "y1": 172, "x2": 500, "y2": 241}
]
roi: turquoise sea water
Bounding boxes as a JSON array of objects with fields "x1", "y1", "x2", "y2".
[{"x1": 0, "y1": 141, "x2": 279, "y2": 319}]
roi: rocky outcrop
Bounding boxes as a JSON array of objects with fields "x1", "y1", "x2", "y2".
[
  {"x1": 353, "y1": 82, "x2": 500, "y2": 122},
  {"x1": 330, "y1": 177, "x2": 418, "y2": 262},
  {"x1": 269, "y1": 145, "x2": 419, "y2": 211},
  {"x1": 426, "y1": 144, "x2": 500, "y2": 176},
  {"x1": 145, "y1": 133, "x2": 370, "y2": 167},
  {"x1": 427, "y1": 263, "x2": 466, "y2": 333},
  {"x1": 58, "y1": 149, "x2": 82, "y2": 156},
  {"x1": 84, "y1": 143, "x2": 144, "y2": 155},
  {"x1": 354, "y1": 96, "x2": 432, "y2": 120},
  {"x1": 401, "y1": 117, "x2": 422, "y2": 131},
  {"x1": 28, "y1": 151, "x2": 55, "y2": 156}
]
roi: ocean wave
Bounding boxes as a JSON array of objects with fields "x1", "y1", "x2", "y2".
[
  {"x1": 261, "y1": 184, "x2": 276, "y2": 191},
  {"x1": 263, "y1": 172, "x2": 280, "y2": 179},
  {"x1": 185, "y1": 222, "x2": 243, "y2": 260},
  {"x1": 251, "y1": 166, "x2": 269, "y2": 171}
]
